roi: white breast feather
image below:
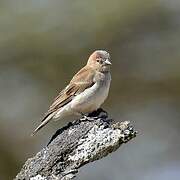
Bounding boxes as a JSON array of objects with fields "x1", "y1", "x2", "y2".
[
  {"x1": 70, "y1": 72, "x2": 111, "y2": 113},
  {"x1": 54, "y1": 73, "x2": 111, "y2": 118}
]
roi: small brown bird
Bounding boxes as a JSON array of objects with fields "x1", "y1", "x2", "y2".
[{"x1": 32, "y1": 50, "x2": 112, "y2": 136}]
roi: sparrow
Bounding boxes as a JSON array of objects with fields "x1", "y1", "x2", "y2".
[{"x1": 32, "y1": 50, "x2": 112, "y2": 136}]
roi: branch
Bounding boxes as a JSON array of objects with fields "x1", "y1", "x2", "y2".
[{"x1": 15, "y1": 109, "x2": 137, "y2": 180}]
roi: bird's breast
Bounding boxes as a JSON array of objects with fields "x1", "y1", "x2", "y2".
[{"x1": 70, "y1": 73, "x2": 111, "y2": 113}]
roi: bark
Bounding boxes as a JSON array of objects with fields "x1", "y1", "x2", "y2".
[{"x1": 15, "y1": 109, "x2": 137, "y2": 180}]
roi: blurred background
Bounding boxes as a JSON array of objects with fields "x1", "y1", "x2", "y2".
[{"x1": 0, "y1": 0, "x2": 180, "y2": 179}]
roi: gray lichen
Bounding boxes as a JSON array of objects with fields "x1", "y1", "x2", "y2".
[
  {"x1": 69, "y1": 121, "x2": 131, "y2": 163},
  {"x1": 15, "y1": 109, "x2": 137, "y2": 180},
  {"x1": 30, "y1": 175, "x2": 46, "y2": 180}
]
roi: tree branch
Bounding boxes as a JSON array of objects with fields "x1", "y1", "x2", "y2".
[{"x1": 15, "y1": 109, "x2": 137, "y2": 180}]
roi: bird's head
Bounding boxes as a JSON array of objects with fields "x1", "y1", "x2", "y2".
[{"x1": 87, "y1": 50, "x2": 112, "y2": 72}]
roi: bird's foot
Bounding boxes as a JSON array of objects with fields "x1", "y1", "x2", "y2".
[
  {"x1": 82, "y1": 114, "x2": 95, "y2": 121},
  {"x1": 88, "y1": 108, "x2": 108, "y2": 119},
  {"x1": 79, "y1": 108, "x2": 108, "y2": 121},
  {"x1": 76, "y1": 112, "x2": 96, "y2": 121}
]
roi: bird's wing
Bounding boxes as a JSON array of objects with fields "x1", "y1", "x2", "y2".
[{"x1": 41, "y1": 66, "x2": 95, "y2": 122}]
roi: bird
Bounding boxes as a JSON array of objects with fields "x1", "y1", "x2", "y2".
[{"x1": 31, "y1": 50, "x2": 112, "y2": 136}]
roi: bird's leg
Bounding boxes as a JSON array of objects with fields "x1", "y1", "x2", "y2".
[
  {"x1": 75, "y1": 111, "x2": 82, "y2": 116},
  {"x1": 76, "y1": 111, "x2": 95, "y2": 121},
  {"x1": 80, "y1": 112, "x2": 88, "y2": 119},
  {"x1": 75, "y1": 112, "x2": 87, "y2": 118}
]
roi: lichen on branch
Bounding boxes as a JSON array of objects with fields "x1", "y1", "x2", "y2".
[{"x1": 15, "y1": 109, "x2": 137, "y2": 180}]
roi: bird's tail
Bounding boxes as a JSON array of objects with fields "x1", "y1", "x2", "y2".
[{"x1": 31, "y1": 112, "x2": 56, "y2": 136}]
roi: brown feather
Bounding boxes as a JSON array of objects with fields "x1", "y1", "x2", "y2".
[{"x1": 41, "y1": 66, "x2": 95, "y2": 122}]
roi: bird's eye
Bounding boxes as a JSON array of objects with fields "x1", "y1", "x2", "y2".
[{"x1": 97, "y1": 59, "x2": 102, "y2": 64}]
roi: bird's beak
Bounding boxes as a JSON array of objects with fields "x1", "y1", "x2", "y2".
[{"x1": 105, "y1": 59, "x2": 112, "y2": 65}]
